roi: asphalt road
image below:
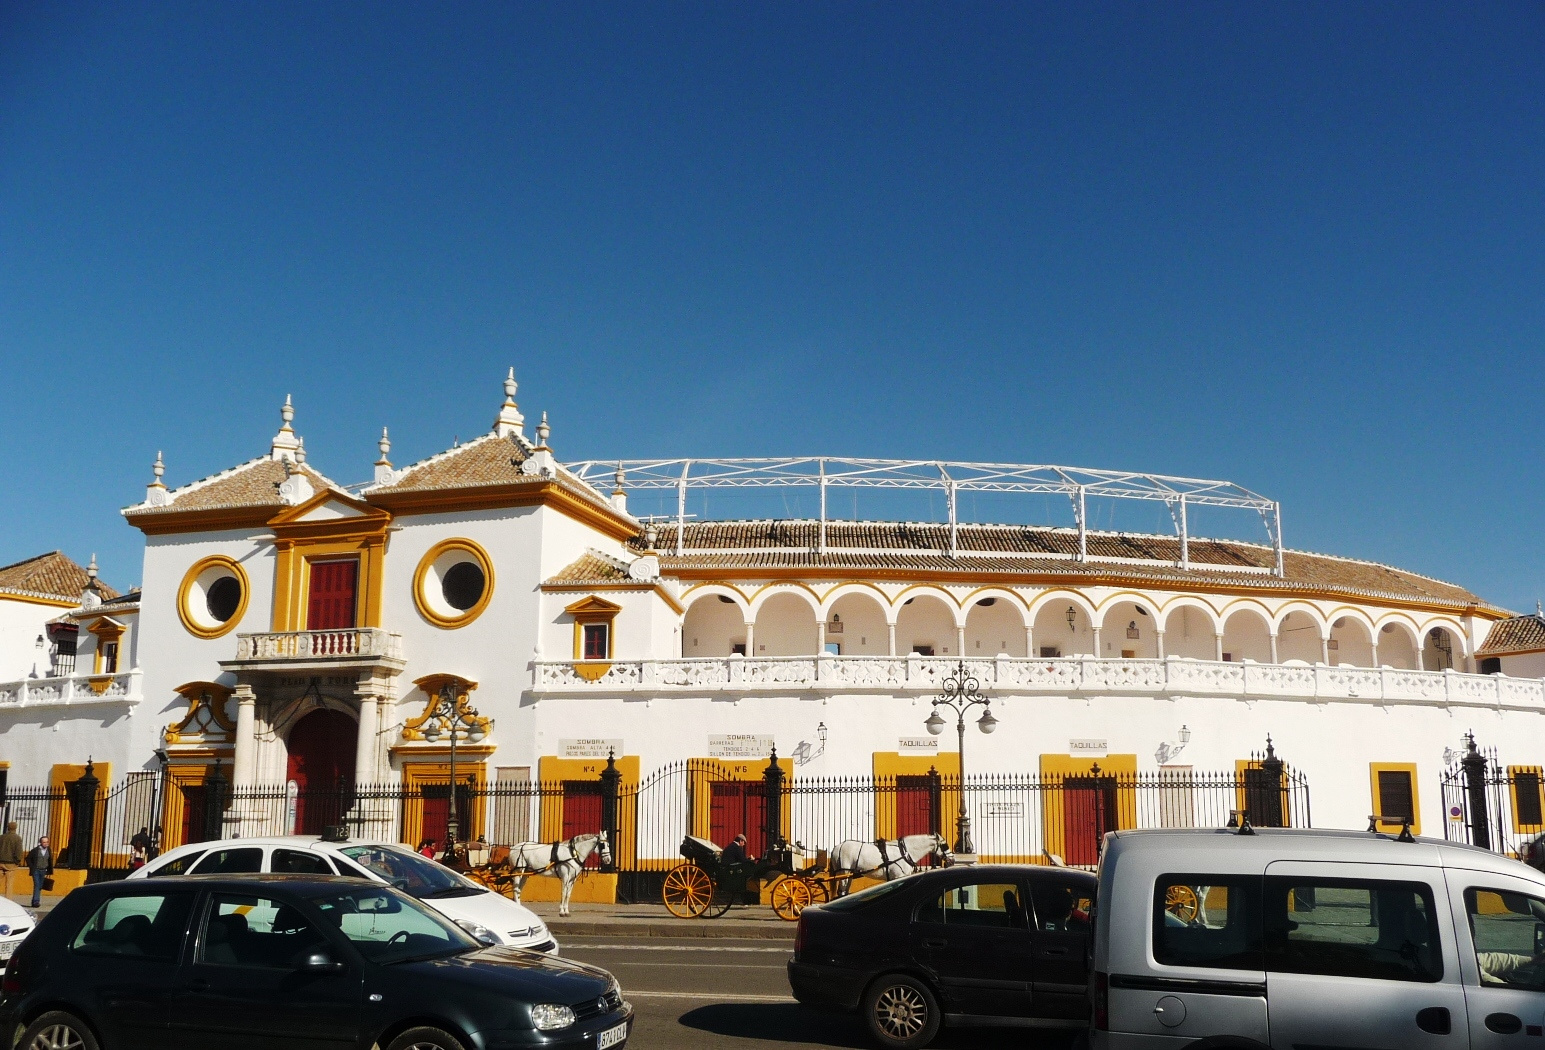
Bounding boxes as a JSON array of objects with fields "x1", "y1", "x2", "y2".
[{"x1": 561, "y1": 936, "x2": 1080, "y2": 1050}]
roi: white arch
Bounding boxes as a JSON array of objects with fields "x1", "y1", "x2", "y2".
[
  {"x1": 1157, "y1": 595, "x2": 1223, "y2": 636},
  {"x1": 893, "y1": 585, "x2": 964, "y2": 627},
  {"x1": 1272, "y1": 602, "x2": 1331, "y2": 640},
  {"x1": 1025, "y1": 589, "x2": 1099, "y2": 625},
  {"x1": 817, "y1": 582, "x2": 894, "y2": 620},
  {"x1": 1372, "y1": 615, "x2": 1421, "y2": 669},
  {"x1": 1419, "y1": 618, "x2": 1471, "y2": 658},
  {"x1": 681, "y1": 584, "x2": 750, "y2": 616},
  {"x1": 962, "y1": 587, "x2": 1031, "y2": 627},
  {"x1": 747, "y1": 583, "x2": 822, "y2": 619},
  {"x1": 1218, "y1": 599, "x2": 1277, "y2": 635}
]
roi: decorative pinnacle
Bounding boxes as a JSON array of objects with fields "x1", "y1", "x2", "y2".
[
  {"x1": 536, "y1": 411, "x2": 551, "y2": 447},
  {"x1": 270, "y1": 395, "x2": 302, "y2": 460},
  {"x1": 151, "y1": 451, "x2": 165, "y2": 486},
  {"x1": 613, "y1": 462, "x2": 626, "y2": 494},
  {"x1": 504, "y1": 367, "x2": 518, "y2": 402},
  {"x1": 492, "y1": 368, "x2": 526, "y2": 437},
  {"x1": 280, "y1": 394, "x2": 294, "y2": 431},
  {"x1": 87, "y1": 554, "x2": 97, "y2": 581},
  {"x1": 295, "y1": 436, "x2": 306, "y2": 463},
  {"x1": 376, "y1": 427, "x2": 392, "y2": 465}
]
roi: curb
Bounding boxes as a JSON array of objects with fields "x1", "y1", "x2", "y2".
[{"x1": 548, "y1": 920, "x2": 795, "y2": 940}]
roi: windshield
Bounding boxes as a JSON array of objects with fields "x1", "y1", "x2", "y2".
[
  {"x1": 338, "y1": 845, "x2": 483, "y2": 899},
  {"x1": 822, "y1": 877, "x2": 918, "y2": 912},
  {"x1": 304, "y1": 885, "x2": 477, "y2": 964}
]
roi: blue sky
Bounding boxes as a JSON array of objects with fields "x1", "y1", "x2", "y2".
[{"x1": 1, "y1": 3, "x2": 1541, "y2": 609}]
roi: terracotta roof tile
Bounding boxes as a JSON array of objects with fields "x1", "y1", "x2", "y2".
[
  {"x1": 0, "y1": 552, "x2": 120, "y2": 603},
  {"x1": 544, "y1": 551, "x2": 634, "y2": 585},
  {"x1": 126, "y1": 458, "x2": 346, "y2": 516},
  {"x1": 370, "y1": 433, "x2": 531, "y2": 492},
  {"x1": 1478, "y1": 614, "x2": 1545, "y2": 657},
  {"x1": 634, "y1": 520, "x2": 1488, "y2": 610}
]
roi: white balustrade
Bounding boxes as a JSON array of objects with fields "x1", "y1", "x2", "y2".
[
  {"x1": 232, "y1": 629, "x2": 404, "y2": 663},
  {"x1": 0, "y1": 670, "x2": 142, "y2": 709},
  {"x1": 529, "y1": 654, "x2": 1545, "y2": 710}
]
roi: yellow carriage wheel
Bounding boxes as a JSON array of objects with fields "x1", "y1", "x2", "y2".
[
  {"x1": 806, "y1": 877, "x2": 831, "y2": 904},
  {"x1": 771, "y1": 875, "x2": 814, "y2": 921},
  {"x1": 663, "y1": 863, "x2": 714, "y2": 918},
  {"x1": 1165, "y1": 884, "x2": 1200, "y2": 924}
]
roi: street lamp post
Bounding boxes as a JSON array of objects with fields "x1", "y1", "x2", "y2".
[
  {"x1": 420, "y1": 682, "x2": 488, "y2": 858},
  {"x1": 924, "y1": 660, "x2": 997, "y2": 855}
]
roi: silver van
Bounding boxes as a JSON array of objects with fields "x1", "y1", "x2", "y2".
[{"x1": 1092, "y1": 826, "x2": 1545, "y2": 1050}]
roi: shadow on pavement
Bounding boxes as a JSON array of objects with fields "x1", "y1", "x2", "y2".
[{"x1": 678, "y1": 1003, "x2": 1081, "y2": 1048}]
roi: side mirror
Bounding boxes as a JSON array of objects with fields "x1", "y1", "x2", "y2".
[{"x1": 299, "y1": 949, "x2": 344, "y2": 973}]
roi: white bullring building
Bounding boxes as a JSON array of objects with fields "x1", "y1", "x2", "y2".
[{"x1": 4, "y1": 371, "x2": 1545, "y2": 887}]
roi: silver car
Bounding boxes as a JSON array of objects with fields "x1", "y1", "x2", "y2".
[{"x1": 1092, "y1": 826, "x2": 1545, "y2": 1050}]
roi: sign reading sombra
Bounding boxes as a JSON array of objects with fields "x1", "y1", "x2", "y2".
[
  {"x1": 708, "y1": 734, "x2": 774, "y2": 759},
  {"x1": 559, "y1": 738, "x2": 623, "y2": 758}
]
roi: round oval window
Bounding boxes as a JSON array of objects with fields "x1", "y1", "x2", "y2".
[
  {"x1": 205, "y1": 576, "x2": 243, "y2": 623},
  {"x1": 441, "y1": 561, "x2": 485, "y2": 612}
]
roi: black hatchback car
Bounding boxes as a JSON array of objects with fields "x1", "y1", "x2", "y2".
[
  {"x1": 788, "y1": 863, "x2": 1096, "y2": 1049},
  {"x1": 0, "y1": 874, "x2": 631, "y2": 1050}
]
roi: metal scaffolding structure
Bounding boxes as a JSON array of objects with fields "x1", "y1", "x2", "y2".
[{"x1": 564, "y1": 458, "x2": 1285, "y2": 576}]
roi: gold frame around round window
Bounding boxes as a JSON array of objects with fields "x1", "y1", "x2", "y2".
[
  {"x1": 177, "y1": 555, "x2": 251, "y2": 639},
  {"x1": 413, "y1": 538, "x2": 495, "y2": 629}
]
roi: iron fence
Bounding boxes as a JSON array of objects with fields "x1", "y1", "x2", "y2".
[
  {"x1": 6, "y1": 746, "x2": 1312, "y2": 888},
  {"x1": 1441, "y1": 736, "x2": 1544, "y2": 857}
]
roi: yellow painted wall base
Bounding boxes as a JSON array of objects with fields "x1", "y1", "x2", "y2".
[
  {"x1": 513, "y1": 871, "x2": 617, "y2": 904},
  {"x1": 4, "y1": 868, "x2": 90, "y2": 897}
]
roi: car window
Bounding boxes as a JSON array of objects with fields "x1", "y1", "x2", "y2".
[
  {"x1": 71, "y1": 893, "x2": 195, "y2": 961},
  {"x1": 820, "y1": 877, "x2": 916, "y2": 912},
  {"x1": 915, "y1": 881, "x2": 1026, "y2": 928},
  {"x1": 272, "y1": 848, "x2": 333, "y2": 875},
  {"x1": 199, "y1": 893, "x2": 329, "y2": 969},
  {"x1": 190, "y1": 847, "x2": 264, "y2": 875},
  {"x1": 1030, "y1": 880, "x2": 1094, "y2": 933},
  {"x1": 337, "y1": 845, "x2": 475, "y2": 898},
  {"x1": 147, "y1": 850, "x2": 206, "y2": 877},
  {"x1": 1153, "y1": 875, "x2": 1263, "y2": 971},
  {"x1": 305, "y1": 886, "x2": 474, "y2": 964},
  {"x1": 1264, "y1": 877, "x2": 1441, "y2": 983},
  {"x1": 1466, "y1": 888, "x2": 1545, "y2": 991}
]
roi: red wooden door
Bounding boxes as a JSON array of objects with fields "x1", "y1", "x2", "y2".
[
  {"x1": 180, "y1": 784, "x2": 207, "y2": 845},
  {"x1": 286, "y1": 709, "x2": 357, "y2": 834},
  {"x1": 709, "y1": 782, "x2": 768, "y2": 856},
  {"x1": 895, "y1": 776, "x2": 935, "y2": 840},
  {"x1": 307, "y1": 560, "x2": 359, "y2": 631},
  {"x1": 562, "y1": 782, "x2": 605, "y2": 868},
  {"x1": 421, "y1": 785, "x2": 472, "y2": 850},
  {"x1": 1062, "y1": 776, "x2": 1116, "y2": 866}
]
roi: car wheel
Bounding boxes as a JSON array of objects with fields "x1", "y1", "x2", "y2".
[
  {"x1": 862, "y1": 974, "x2": 940, "y2": 1050},
  {"x1": 19, "y1": 1012, "x2": 100, "y2": 1050},
  {"x1": 385, "y1": 1026, "x2": 467, "y2": 1050}
]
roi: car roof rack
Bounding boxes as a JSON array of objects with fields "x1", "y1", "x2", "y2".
[
  {"x1": 1225, "y1": 810, "x2": 1255, "y2": 836},
  {"x1": 1366, "y1": 814, "x2": 1416, "y2": 843}
]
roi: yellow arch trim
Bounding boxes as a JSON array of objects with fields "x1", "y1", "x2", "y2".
[
  {"x1": 960, "y1": 585, "x2": 1031, "y2": 614},
  {"x1": 177, "y1": 556, "x2": 251, "y2": 640},
  {"x1": 1418, "y1": 618, "x2": 1470, "y2": 655},
  {"x1": 681, "y1": 582, "x2": 752, "y2": 612},
  {"x1": 1371, "y1": 612, "x2": 1422, "y2": 642},
  {"x1": 816, "y1": 580, "x2": 894, "y2": 610},
  {"x1": 892, "y1": 583, "x2": 962, "y2": 609},
  {"x1": 1272, "y1": 601, "x2": 1330, "y2": 638},
  {"x1": 1025, "y1": 589, "x2": 1099, "y2": 623},
  {"x1": 1156, "y1": 595, "x2": 1223, "y2": 631},
  {"x1": 1218, "y1": 598, "x2": 1276, "y2": 630},
  {"x1": 1325, "y1": 604, "x2": 1377, "y2": 637},
  {"x1": 412, "y1": 538, "x2": 496, "y2": 630},
  {"x1": 748, "y1": 581, "x2": 823, "y2": 616}
]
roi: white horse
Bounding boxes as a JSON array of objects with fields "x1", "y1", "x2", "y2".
[
  {"x1": 498, "y1": 832, "x2": 612, "y2": 917},
  {"x1": 829, "y1": 833, "x2": 948, "y2": 894}
]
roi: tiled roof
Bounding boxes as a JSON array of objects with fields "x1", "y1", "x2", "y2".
[
  {"x1": 369, "y1": 433, "x2": 531, "y2": 493},
  {"x1": 125, "y1": 457, "x2": 347, "y2": 516},
  {"x1": 0, "y1": 552, "x2": 120, "y2": 603},
  {"x1": 636, "y1": 520, "x2": 1489, "y2": 610},
  {"x1": 1478, "y1": 614, "x2": 1545, "y2": 657},
  {"x1": 544, "y1": 551, "x2": 635, "y2": 585}
]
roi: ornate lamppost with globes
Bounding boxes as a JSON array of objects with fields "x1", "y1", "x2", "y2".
[
  {"x1": 419, "y1": 681, "x2": 488, "y2": 857},
  {"x1": 924, "y1": 661, "x2": 997, "y2": 855}
]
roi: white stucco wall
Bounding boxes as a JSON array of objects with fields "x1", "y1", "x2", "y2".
[{"x1": 0, "y1": 597, "x2": 62, "y2": 681}]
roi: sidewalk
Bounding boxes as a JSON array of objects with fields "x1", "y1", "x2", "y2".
[{"x1": 524, "y1": 901, "x2": 796, "y2": 940}]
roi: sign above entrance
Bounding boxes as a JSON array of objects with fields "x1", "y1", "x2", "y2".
[
  {"x1": 1070, "y1": 738, "x2": 1108, "y2": 755},
  {"x1": 897, "y1": 737, "x2": 939, "y2": 754},
  {"x1": 708, "y1": 734, "x2": 774, "y2": 759},
  {"x1": 559, "y1": 738, "x2": 623, "y2": 759}
]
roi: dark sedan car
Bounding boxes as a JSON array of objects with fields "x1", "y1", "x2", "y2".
[
  {"x1": 0, "y1": 874, "x2": 631, "y2": 1050},
  {"x1": 789, "y1": 863, "x2": 1096, "y2": 1049}
]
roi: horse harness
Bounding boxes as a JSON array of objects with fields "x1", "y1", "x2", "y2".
[
  {"x1": 514, "y1": 835, "x2": 588, "y2": 876},
  {"x1": 852, "y1": 838, "x2": 925, "y2": 879}
]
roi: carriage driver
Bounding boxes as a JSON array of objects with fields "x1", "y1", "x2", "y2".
[{"x1": 721, "y1": 834, "x2": 754, "y2": 866}]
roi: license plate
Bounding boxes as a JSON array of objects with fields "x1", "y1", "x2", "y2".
[
  {"x1": 596, "y1": 1021, "x2": 627, "y2": 1049},
  {"x1": 0, "y1": 942, "x2": 14, "y2": 961}
]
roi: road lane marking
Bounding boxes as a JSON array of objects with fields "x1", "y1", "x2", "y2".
[
  {"x1": 602, "y1": 961, "x2": 784, "y2": 968},
  {"x1": 564, "y1": 943, "x2": 791, "y2": 953},
  {"x1": 625, "y1": 990, "x2": 796, "y2": 1003}
]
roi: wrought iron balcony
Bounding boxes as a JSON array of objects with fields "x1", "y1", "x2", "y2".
[
  {"x1": 227, "y1": 629, "x2": 405, "y2": 670},
  {"x1": 531, "y1": 655, "x2": 1545, "y2": 711},
  {"x1": 0, "y1": 670, "x2": 142, "y2": 708}
]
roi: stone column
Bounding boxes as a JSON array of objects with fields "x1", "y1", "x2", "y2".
[
  {"x1": 1092, "y1": 627, "x2": 1102, "y2": 657},
  {"x1": 1269, "y1": 633, "x2": 1279, "y2": 664},
  {"x1": 1321, "y1": 636, "x2": 1331, "y2": 664},
  {"x1": 955, "y1": 626, "x2": 966, "y2": 658},
  {"x1": 744, "y1": 622, "x2": 755, "y2": 656},
  {"x1": 887, "y1": 623, "x2": 897, "y2": 657},
  {"x1": 355, "y1": 694, "x2": 379, "y2": 786},
  {"x1": 1214, "y1": 634, "x2": 1225, "y2": 661},
  {"x1": 1024, "y1": 624, "x2": 1035, "y2": 658},
  {"x1": 817, "y1": 620, "x2": 827, "y2": 654},
  {"x1": 232, "y1": 685, "x2": 258, "y2": 786},
  {"x1": 1371, "y1": 641, "x2": 1380, "y2": 668},
  {"x1": 1156, "y1": 631, "x2": 1166, "y2": 659}
]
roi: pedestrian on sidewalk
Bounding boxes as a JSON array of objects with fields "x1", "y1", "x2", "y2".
[
  {"x1": 0, "y1": 822, "x2": 23, "y2": 895},
  {"x1": 26, "y1": 836, "x2": 53, "y2": 909}
]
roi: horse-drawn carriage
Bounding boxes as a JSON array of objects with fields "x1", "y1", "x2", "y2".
[{"x1": 661, "y1": 835, "x2": 795, "y2": 918}]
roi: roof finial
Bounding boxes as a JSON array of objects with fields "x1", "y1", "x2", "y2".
[
  {"x1": 295, "y1": 436, "x2": 306, "y2": 463},
  {"x1": 270, "y1": 395, "x2": 302, "y2": 461},
  {"x1": 373, "y1": 427, "x2": 397, "y2": 485},
  {"x1": 493, "y1": 367, "x2": 525, "y2": 438},
  {"x1": 536, "y1": 411, "x2": 551, "y2": 448},
  {"x1": 87, "y1": 553, "x2": 97, "y2": 581},
  {"x1": 1537, "y1": 600, "x2": 1542, "y2": 618},
  {"x1": 79, "y1": 553, "x2": 102, "y2": 609},
  {"x1": 145, "y1": 451, "x2": 171, "y2": 506},
  {"x1": 611, "y1": 462, "x2": 628, "y2": 514}
]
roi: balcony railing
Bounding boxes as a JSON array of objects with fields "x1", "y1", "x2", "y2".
[
  {"x1": 0, "y1": 670, "x2": 142, "y2": 708},
  {"x1": 532, "y1": 655, "x2": 1545, "y2": 709},
  {"x1": 232, "y1": 629, "x2": 404, "y2": 663}
]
